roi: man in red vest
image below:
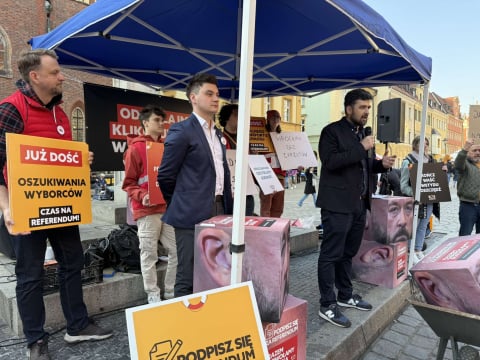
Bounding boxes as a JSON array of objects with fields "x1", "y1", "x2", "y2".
[
  {"x1": 122, "y1": 105, "x2": 177, "y2": 303},
  {"x1": 0, "y1": 49, "x2": 112, "y2": 360}
]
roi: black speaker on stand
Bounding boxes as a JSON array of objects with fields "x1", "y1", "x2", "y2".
[{"x1": 377, "y1": 98, "x2": 405, "y2": 144}]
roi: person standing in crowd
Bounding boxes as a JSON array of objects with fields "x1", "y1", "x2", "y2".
[
  {"x1": 316, "y1": 89, "x2": 395, "y2": 328},
  {"x1": 400, "y1": 136, "x2": 440, "y2": 263},
  {"x1": 259, "y1": 109, "x2": 286, "y2": 217},
  {"x1": 454, "y1": 139, "x2": 480, "y2": 236},
  {"x1": 444, "y1": 154, "x2": 454, "y2": 185},
  {"x1": 218, "y1": 103, "x2": 255, "y2": 216},
  {"x1": 0, "y1": 49, "x2": 112, "y2": 359},
  {"x1": 297, "y1": 167, "x2": 317, "y2": 207},
  {"x1": 158, "y1": 73, "x2": 233, "y2": 297},
  {"x1": 289, "y1": 168, "x2": 298, "y2": 189},
  {"x1": 122, "y1": 105, "x2": 177, "y2": 303}
]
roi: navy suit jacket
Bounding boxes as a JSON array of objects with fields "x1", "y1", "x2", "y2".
[
  {"x1": 157, "y1": 114, "x2": 233, "y2": 229},
  {"x1": 316, "y1": 117, "x2": 386, "y2": 213}
]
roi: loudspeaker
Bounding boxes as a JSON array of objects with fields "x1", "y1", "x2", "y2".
[{"x1": 377, "y1": 98, "x2": 405, "y2": 143}]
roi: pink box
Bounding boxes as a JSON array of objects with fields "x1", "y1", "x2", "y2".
[
  {"x1": 352, "y1": 196, "x2": 412, "y2": 288},
  {"x1": 262, "y1": 295, "x2": 307, "y2": 360},
  {"x1": 353, "y1": 240, "x2": 408, "y2": 288},
  {"x1": 410, "y1": 235, "x2": 480, "y2": 315},
  {"x1": 194, "y1": 215, "x2": 290, "y2": 323},
  {"x1": 365, "y1": 196, "x2": 415, "y2": 244}
]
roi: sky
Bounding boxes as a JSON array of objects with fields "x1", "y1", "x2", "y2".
[{"x1": 363, "y1": 0, "x2": 480, "y2": 112}]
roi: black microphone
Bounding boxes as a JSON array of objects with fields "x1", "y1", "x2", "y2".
[
  {"x1": 364, "y1": 126, "x2": 373, "y2": 159},
  {"x1": 364, "y1": 126, "x2": 372, "y2": 137}
]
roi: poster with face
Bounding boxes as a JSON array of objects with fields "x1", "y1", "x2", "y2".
[{"x1": 353, "y1": 196, "x2": 413, "y2": 288}]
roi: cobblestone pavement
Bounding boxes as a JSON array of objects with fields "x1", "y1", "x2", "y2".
[{"x1": 0, "y1": 182, "x2": 471, "y2": 359}]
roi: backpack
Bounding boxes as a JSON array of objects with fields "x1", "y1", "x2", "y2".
[{"x1": 101, "y1": 224, "x2": 141, "y2": 273}]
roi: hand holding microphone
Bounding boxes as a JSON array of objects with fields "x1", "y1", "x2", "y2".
[{"x1": 361, "y1": 126, "x2": 375, "y2": 151}]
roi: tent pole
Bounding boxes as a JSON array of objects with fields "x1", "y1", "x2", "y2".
[
  {"x1": 230, "y1": 0, "x2": 256, "y2": 285},
  {"x1": 408, "y1": 82, "x2": 430, "y2": 270}
]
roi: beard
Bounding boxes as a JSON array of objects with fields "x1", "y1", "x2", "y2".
[{"x1": 374, "y1": 225, "x2": 411, "y2": 244}]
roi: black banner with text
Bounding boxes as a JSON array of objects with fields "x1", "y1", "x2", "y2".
[{"x1": 84, "y1": 83, "x2": 191, "y2": 171}]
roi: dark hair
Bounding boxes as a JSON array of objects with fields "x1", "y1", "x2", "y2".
[
  {"x1": 266, "y1": 110, "x2": 282, "y2": 133},
  {"x1": 344, "y1": 89, "x2": 373, "y2": 111},
  {"x1": 218, "y1": 104, "x2": 238, "y2": 127},
  {"x1": 139, "y1": 105, "x2": 166, "y2": 130},
  {"x1": 186, "y1": 73, "x2": 218, "y2": 100},
  {"x1": 18, "y1": 49, "x2": 58, "y2": 83}
]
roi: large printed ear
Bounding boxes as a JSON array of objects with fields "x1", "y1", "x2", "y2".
[
  {"x1": 198, "y1": 228, "x2": 231, "y2": 286},
  {"x1": 359, "y1": 245, "x2": 393, "y2": 266},
  {"x1": 414, "y1": 272, "x2": 458, "y2": 310}
]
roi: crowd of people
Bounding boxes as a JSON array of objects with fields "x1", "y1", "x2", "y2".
[{"x1": 1, "y1": 48, "x2": 477, "y2": 359}]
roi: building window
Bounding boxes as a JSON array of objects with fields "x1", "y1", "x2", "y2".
[
  {"x1": 263, "y1": 97, "x2": 271, "y2": 115},
  {"x1": 0, "y1": 27, "x2": 12, "y2": 78},
  {"x1": 283, "y1": 99, "x2": 291, "y2": 122},
  {"x1": 71, "y1": 107, "x2": 85, "y2": 141}
]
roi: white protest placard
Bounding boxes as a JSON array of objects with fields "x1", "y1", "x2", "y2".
[
  {"x1": 269, "y1": 132, "x2": 317, "y2": 170},
  {"x1": 248, "y1": 155, "x2": 283, "y2": 195},
  {"x1": 226, "y1": 150, "x2": 258, "y2": 195}
]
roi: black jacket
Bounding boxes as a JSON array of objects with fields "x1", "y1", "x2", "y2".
[{"x1": 316, "y1": 117, "x2": 387, "y2": 213}]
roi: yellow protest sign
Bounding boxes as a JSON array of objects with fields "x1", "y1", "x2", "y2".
[
  {"x1": 126, "y1": 282, "x2": 269, "y2": 360},
  {"x1": 6, "y1": 133, "x2": 92, "y2": 232}
]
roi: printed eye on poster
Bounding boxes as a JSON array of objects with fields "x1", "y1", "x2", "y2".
[
  {"x1": 408, "y1": 163, "x2": 451, "y2": 203},
  {"x1": 6, "y1": 133, "x2": 92, "y2": 233},
  {"x1": 125, "y1": 282, "x2": 270, "y2": 360}
]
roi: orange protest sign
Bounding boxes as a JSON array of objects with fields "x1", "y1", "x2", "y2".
[
  {"x1": 249, "y1": 117, "x2": 274, "y2": 153},
  {"x1": 146, "y1": 141, "x2": 164, "y2": 205},
  {"x1": 126, "y1": 282, "x2": 269, "y2": 360},
  {"x1": 6, "y1": 133, "x2": 92, "y2": 232}
]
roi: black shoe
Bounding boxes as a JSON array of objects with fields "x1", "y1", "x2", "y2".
[
  {"x1": 316, "y1": 224, "x2": 323, "y2": 230},
  {"x1": 318, "y1": 304, "x2": 351, "y2": 328},
  {"x1": 337, "y1": 294, "x2": 372, "y2": 311},
  {"x1": 27, "y1": 338, "x2": 50, "y2": 360},
  {"x1": 64, "y1": 321, "x2": 113, "y2": 344}
]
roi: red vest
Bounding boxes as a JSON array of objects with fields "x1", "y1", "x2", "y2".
[
  {"x1": 1, "y1": 90, "x2": 72, "y2": 140},
  {"x1": 1, "y1": 91, "x2": 72, "y2": 186}
]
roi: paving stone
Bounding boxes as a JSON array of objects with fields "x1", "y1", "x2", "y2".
[
  {"x1": 389, "y1": 322, "x2": 416, "y2": 336},
  {"x1": 368, "y1": 339, "x2": 403, "y2": 359},
  {"x1": 402, "y1": 343, "x2": 436, "y2": 359},
  {"x1": 382, "y1": 330, "x2": 410, "y2": 346}
]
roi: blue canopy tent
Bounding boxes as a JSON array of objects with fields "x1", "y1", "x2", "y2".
[
  {"x1": 30, "y1": 0, "x2": 432, "y2": 276},
  {"x1": 30, "y1": 0, "x2": 431, "y2": 99}
]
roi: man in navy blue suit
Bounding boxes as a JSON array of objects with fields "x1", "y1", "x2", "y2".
[{"x1": 158, "y1": 73, "x2": 233, "y2": 297}]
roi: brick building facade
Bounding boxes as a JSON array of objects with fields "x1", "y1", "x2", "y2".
[{"x1": 0, "y1": 0, "x2": 111, "y2": 141}]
